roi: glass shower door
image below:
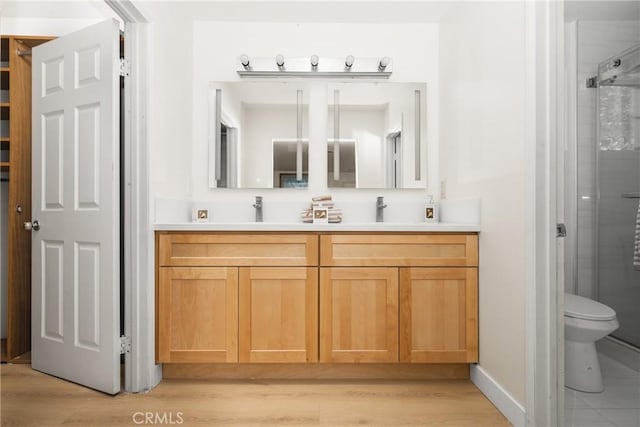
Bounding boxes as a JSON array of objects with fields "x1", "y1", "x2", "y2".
[{"x1": 597, "y1": 44, "x2": 640, "y2": 348}]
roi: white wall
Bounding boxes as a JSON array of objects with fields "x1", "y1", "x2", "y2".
[{"x1": 439, "y1": 2, "x2": 527, "y2": 407}]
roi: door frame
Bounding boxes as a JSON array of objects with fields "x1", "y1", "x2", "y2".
[
  {"x1": 104, "y1": 0, "x2": 160, "y2": 392},
  {"x1": 524, "y1": 1, "x2": 565, "y2": 426}
]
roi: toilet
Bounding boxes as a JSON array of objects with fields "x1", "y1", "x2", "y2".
[{"x1": 564, "y1": 293, "x2": 619, "y2": 393}]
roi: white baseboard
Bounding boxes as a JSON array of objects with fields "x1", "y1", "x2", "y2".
[
  {"x1": 471, "y1": 365, "x2": 526, "y2": 427},
  {"x1": 597, "y1": 336, "x2": 640, "y2": 372}
]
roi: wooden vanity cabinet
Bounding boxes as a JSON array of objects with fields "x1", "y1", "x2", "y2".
[
  {"x1": 239, "y1": 267, "x2": 318, "y2": 363},
  {"x1": 399, "y1": 268, "x2": 478, "y2": 363},
  {"x1": 156, "y1": 231, "x2": 479, "y2": 366},
  {"x1": 318, "y1": 233, "x2": 478, "y2": 364},
  {"x1": 157, "y1": 267, "x2": 238, "y2": 363},
  {"x1": 156, "y1": 232, "x2": 319, "y2": 364},
  {"x1": 319, "y1": 267, "x2": 398, "y2": 363}
]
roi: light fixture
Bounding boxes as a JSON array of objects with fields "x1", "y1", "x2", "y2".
[
  {"x1": 214, "y1": 89, "x2": 222, "y2": 181},
  {"x1": 296, "y1": 90, "x2": 303, "y2": 181},
  {"x1": 236, "y1": 56, "x2": 392, "y2": 78},
  {"x1": 378, "y1": 56, "x2": 390, "y2": 71},
  {"x1": 333, "y1": 89, "x2": 340, "y2": 181},
  {"x1": 345, "y1": 55, "x2": 354, "y2": 69},
  {"x1": 240, "y1": 54, "x2": 250, "y2": 69},
  {"x1": 414, "y1": 89, "x2": 421, "y2": 180}
]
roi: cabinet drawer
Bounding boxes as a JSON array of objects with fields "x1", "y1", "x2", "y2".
[
  {"x1": 159, "y1": 233, "x2": 318, "y2": 266},
  {"x1": 320, "y1": 234, "x2": 478, "y2": 267}
]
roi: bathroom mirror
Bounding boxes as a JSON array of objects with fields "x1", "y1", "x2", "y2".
[
  {"x1": 208, "y1": 82, "x2": 309, "y2": 189},
  {"x1": 327, "y1": 82, "x2": 427, "y2": 189}
]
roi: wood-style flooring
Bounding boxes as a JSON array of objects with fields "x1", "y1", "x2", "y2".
[{"x1": 1, "y1": 364, "x2": 510, "y2": 426}]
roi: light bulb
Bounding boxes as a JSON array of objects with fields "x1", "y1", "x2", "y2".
[
  {"x1": 310, "y1": 54, "x2": 319, "y2": 67},
  {"x1": 345, "y1": 55, "x2": 354, "y2": 69},
  {"x1": 240, "y1": 54, "x2": 250, "y2": 68},
  {"x1": 276, "y1": 54, "x2": 285, "y2": 67},
  {"x1": 378, "y1": 56, "x2": 390, "y2": 71}
]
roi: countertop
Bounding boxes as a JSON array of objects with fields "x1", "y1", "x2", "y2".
[{"x1": 153, "y1": 222, "x2": 480, "y2": 232}]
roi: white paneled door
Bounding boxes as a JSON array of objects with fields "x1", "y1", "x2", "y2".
[{"x1": 31, "y1": 19, "x2": 121, "y2": 395}]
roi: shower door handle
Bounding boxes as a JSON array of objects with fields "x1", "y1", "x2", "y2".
[{"x1": 621, "y1": 193, "x2": 640, "y2": 199}]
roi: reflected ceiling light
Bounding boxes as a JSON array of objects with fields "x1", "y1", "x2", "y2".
[
  {"x1": 276, "y1": 54, "x2": 285, "y2": 68},
  {"x1": 378, "y1": 56, "x2": 390, "y2": 71},
  {"x1": 310, "y1": 54, "x2": 319, "y2": 68},
  {"x1": 240, "y1": 54, "x2": 250, "y2": 69},
  {"x1": 345, "y1": 55, "x2": 355, "y2": 69}
]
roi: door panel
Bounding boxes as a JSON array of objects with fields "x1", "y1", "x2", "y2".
[
  {"x1": 320, "y1": 267, "x2": 398, "y2": 363},
  {"x1": 239, "y1": 267, "x2": 318, "y2": 362},
  {"x1": 32, "y1": 19, "x2": 121, "y2": 394},
  {"x1": 399, "y1": 268, "x2": 478, "y2": 363},
  {"x1": 157, "y1": 267, "x2": 238, "y2": 363}
]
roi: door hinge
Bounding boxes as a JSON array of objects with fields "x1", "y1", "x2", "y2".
[
  {"x1": 119, "y1": 58, "x2": 130, "y2": 77},
  {"x1": 556, "y1": 223, "x2": 567, "y2": 238},
  {"x1": 586, "y1": 76, "x2": 598, "y2": 88},
  {"x1": 120, "y1": 335, "x2": 131, "y2": 354}
]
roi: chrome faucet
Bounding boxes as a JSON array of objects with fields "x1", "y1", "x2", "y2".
[
  {"x1": 253, "y1": 196, "x2": 263, "y2": 222},
  {"x1": 376, "y1": 196, "x2": 387, "y2": 223}
]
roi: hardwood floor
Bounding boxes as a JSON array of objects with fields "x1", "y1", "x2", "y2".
[{"x1": 1, "y1": 364, "x2": 509, "y2": 426}]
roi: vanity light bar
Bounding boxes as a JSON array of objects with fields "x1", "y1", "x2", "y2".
[{"x1": 237, "y1": 56, "x2": 392, "y2": 78}]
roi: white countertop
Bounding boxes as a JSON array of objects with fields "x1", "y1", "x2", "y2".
[{"x1": 153, "y1": 222, "x2": 480, "y2": 232}]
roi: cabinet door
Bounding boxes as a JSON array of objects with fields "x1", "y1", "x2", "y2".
[
  {"x1": 239, "y1": 267, "x2": 318, "y2": 362},
  {"x1": 399, "y1": 268, "x2": 478, "y2": 363},
  {"x1": 320, "y1": 268, "x2": 398, "y2": 363},
  {"x1": 158, "y1": 267, "x2": 238, "y2": 363}
]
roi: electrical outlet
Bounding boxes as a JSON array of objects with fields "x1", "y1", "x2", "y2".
[{"x1": 440, "y1": 180, "x2": 447, "y2": 199}]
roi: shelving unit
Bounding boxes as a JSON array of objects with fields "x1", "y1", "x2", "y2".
[{"x1": 1, "y1": 35, "x2": 53, "y2": 364}]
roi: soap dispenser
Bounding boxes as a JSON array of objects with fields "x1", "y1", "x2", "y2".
[{"x1": 424, "y1": 195, "x2": 440, "y2": 223}]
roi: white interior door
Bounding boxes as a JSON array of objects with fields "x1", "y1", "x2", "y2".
[{"x1": 31, "y1": 19, "x2": 121, "y2": 395}]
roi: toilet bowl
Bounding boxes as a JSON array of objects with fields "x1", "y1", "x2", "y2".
[{"x1": 564, "y1": 293, "x2": 619, "y2": 393}]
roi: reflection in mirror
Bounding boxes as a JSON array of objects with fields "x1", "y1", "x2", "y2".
[
  {"x1": 273, "y1": 140, "x2": 308, "y2": 188},
  {"x1": 327, "y1": 82, "x2": 426, "y2": 189},
  {"x1": 208, "y1": 82, "x2": 309, "y2": 189},
  {"x1": 327, "y1": 139, "x2": 356, "y2": 187}
]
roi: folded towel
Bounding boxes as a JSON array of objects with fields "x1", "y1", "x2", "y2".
[
  {"x1": 634, "y1": 201, "x2": 640, "y2": 271},
  {"x1": 312, "y1": 195, "x2": 332, "y2": 202}
]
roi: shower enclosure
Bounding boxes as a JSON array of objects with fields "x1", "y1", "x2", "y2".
[{"x1": 596, "y1": 44, "x2": 640, "y2": 349}]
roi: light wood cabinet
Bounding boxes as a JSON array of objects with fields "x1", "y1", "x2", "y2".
[
  {"x1": 156, "y1": 231, "x2": 479, "y2": 367},
  {"x1": 156, "y1": 232, "x2": 319, "y2": 364},
  {"x1": 157, "y1": 267, "x2": 238, "y2": 363},
  {"x1": 159, "y1": 233, "x2": 318, "y2": 267},
  {"x1": 399, "y1": 268, "x2": 478, "y2": 363},
  {"x1": 239, "y1": 267, "x2": 318, "y2": 362},
  {"x1": 320, "y1": 234, "x2": 478, "y2": 267},
  {"x1": 319, "y1": 267, "x2": 398, "y2": 363}
]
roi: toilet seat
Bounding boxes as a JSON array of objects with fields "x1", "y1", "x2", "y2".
[{"x1": 565, "y1": 293, "x2": 616, "y2": 321}]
